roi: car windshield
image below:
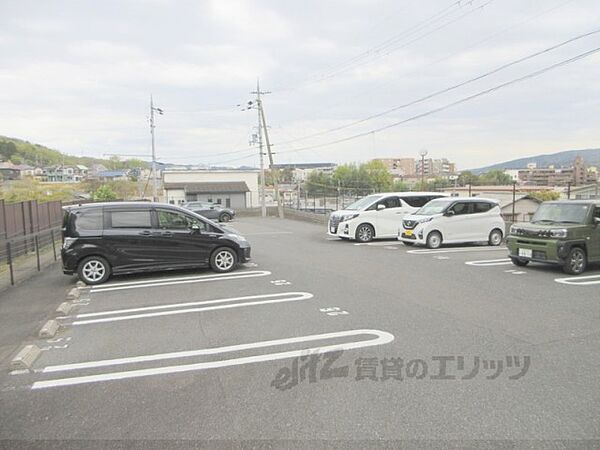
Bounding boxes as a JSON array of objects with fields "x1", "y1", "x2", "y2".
[
  {"x1": 531, "y1": 203, "x2": 590, "y2": 224},
  {"x1": 415, "y1": 198, "x2": 454, "y2": 215},
  {"x1": 344, "y1": 195, "x2": 382, "y2": 210}
]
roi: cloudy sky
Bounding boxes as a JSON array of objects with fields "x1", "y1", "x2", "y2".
[{"x1": 1, "y1": 0, "x2": 599, "y2": 170}]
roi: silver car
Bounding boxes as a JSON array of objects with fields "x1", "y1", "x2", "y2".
[{"x1": 181, "y1": 201, "x2": 236, "y2": 222}]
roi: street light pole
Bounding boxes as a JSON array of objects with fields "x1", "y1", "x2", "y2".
[{"x1": 419, "y1": 149, "x2": 428, "y2": 188}]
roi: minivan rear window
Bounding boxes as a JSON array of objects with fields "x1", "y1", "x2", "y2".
[
  {"x1": 108, "y1": 210, "x2": 152, "y2": 228},
  {"x1": 73, "y1": 209, "x2": 103, "y2": 231},
  {"x1": 402, "y1": 195, "x2": 439, "y2": 208}
]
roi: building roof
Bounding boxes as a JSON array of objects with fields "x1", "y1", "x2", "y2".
[
  {"x1": 499, "y1": 195, "x2": 543, "y2": 209},
  {"x1": 164, "y1": 181, "x2": 250, "y2": 193},
  {"x1": 97, "y1": 170, "x2": 128, "y2": 177},
  {"x1": 271, "y1": 163, "x2": 336, "y2": 170}
]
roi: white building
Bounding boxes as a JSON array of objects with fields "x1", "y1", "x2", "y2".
[
  {"x1": 163, "y1": 169, "x2": 260, "y2": 209},
  {"x1": 503, "y1": 169, "x2": 520, "y2": 182},
  {"x1": 271, "y1": 163, "x2": 336, "y2": 183}
]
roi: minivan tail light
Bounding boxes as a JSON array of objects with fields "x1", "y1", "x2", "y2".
[{"x1": 63, "y1": 237, "x2": 77, "y2": 250}]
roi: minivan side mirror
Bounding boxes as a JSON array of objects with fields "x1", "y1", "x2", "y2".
[
  {"x1": 444, "y1": 210, "x2": 455, "y2": 217},
  {"x1": 377, "y1": 204, "x2": 386, "y2": 211}
]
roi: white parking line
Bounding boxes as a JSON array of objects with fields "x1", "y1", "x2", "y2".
[
  {"x1": 353, "y1": 242, "x2": 404, "y2": 247},
  {"x1": 90, "y1": 270, "x2": 271, "y2": 293},
  {"x1": 243, "y1": 231, "x2": 293, "y2": 236},
  {"x1": 465, "y1": 258, "x2": 512, "y2": 266},
  {"x1": 32, "y1": 329, "x2": 394, "y2": 389},
  {"x1": 555, "y1": 274, "x2": 600, "y2": 286},
  {"x1": 407, "y1": 247, "x2": 507, "y2": 255},
  {"x1": 69, "y1": 292, "x2": 313, "y2": 325}
]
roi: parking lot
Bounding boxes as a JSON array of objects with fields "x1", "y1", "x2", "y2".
[{"x1": 1, "y1": 216, "x2": 599, "y2": 442}]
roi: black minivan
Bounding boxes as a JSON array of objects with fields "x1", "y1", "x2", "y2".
[{"x1": 61, "y1": 202, "x2": 251, "y2": 285}]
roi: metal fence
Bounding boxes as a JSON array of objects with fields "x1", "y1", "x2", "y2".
[
  {"x1": 282, "y1": 188, "x2": 369, "y2": 214},
  {"x1": 0, "y1": 227, "x2": 61, "y2": 290}
]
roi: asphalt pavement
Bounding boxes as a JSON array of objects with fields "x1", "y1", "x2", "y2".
[{"x1": 0, "y1": 216, "x2": 599, "y2": 446}]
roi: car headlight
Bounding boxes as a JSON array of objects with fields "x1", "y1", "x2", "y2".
[
  {"x1": 550, "y1": 229, "x2": 568, "y2": 238},
  {"x1": 228, "y1": 233, "x2": 247, "y2": 242},
  {"x1": 418, "y1": 217, "x2": 434, "y2": 224},
  {"x1": 340, "y1": 214, "x2": 359, "y2": 222},
  {"x1": 509, "y1": 225, "x2": 520, "y2": 235}
]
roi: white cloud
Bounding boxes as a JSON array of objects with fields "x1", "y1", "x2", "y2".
[{"x1": 0, "y1": 0, "x2": 599, "y2": 168}]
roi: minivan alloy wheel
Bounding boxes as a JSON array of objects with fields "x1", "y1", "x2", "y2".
[
  {"x1": 220, "y1": 213, "x2": 231, "y2": 222},
  {"x1": 214, "y1": 250, "x2": 235, "y2": 271},
  {"x1": 356, "y1": 224, "x2": 374, "y2": 242},
  {"x1": 77, "y1": 256, "x2": 111, "y2": 285},
  {"x1": 82, "y1": 260, "x2": 105, "y2": 282}
]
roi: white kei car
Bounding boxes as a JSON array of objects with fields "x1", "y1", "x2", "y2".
[{"x1": 399, "y1": 197, "x2": 506, "y2": 248}]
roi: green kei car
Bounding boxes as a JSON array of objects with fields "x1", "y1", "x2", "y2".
[{"x1": 506, "y1": 200, "x2": 600, "y2": 275}]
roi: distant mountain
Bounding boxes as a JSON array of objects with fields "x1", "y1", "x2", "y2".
[
  {"x1": 470, "y1": 148, "x2": 600, "y2": 174},
  {"x1": 0, "y1": 135, "x2": 149, "y2": 169}
]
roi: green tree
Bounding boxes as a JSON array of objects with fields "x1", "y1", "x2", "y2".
[
  {"x1": 529, "y1": 190, "x2": 560, "y2": 202},
  {"x1": 361, "y1": 160, "x2": 393, "y2": 192},
  {"x1": 392, "y1": 180, "x2": 410, "y2": 191},
  {"x1": 0, "y1": 141, "x2": 17, "y2": 160},
  {"x1": 480, "y1": 169, "x2": 512, "y2": 185},
  {"x1": 457, "y1": 170, "x2": 479, "y2": 186},
  {"x1": 305, "y1": 170, "x2": 332, "y2": 194},
  {"x1": 93, "y1": 185, "x2": 118, "y2": 201}
]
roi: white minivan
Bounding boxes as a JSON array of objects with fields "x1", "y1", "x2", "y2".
[
  {"x1": 328, "y1": 192, "x2": 447, "y2": 242},
  {"x1": 399, "y1": 197, "x2": 505, "y2": 248}
]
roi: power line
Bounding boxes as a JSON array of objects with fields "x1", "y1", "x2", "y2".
[
  {"x1": 308, "y1": 0, "x2": 495, "y2": 87},
  {"x1": 274, "y1": 0, "x2": 494, "y2": 93},
  {"x1": 276, "y1": 46, "x2": 600, "y2": 155},
  {"x1": 271, "y1": 0, "x2": 576, "y2": 130},
  {"x1": 274, "y1": 27, "x2": 600, "y2": 146}
]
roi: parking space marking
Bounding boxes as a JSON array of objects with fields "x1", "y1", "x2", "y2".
[
  {"x1": 353, "y1": 242, "x2": 403, "y2": 247},
  {"x1": 90, "y1": 270, "x2": 271, "y2": 293},
  {"x1": 69, "y1": 292, "x2": 313, "y2": 325},
  {"x1": 407, "y1": 247, "x2": 507, "y2": 255},
  {"x1": 505, "y1": 269, "x2": 527, "y2": 275},
  {"x1": 555, "y1": 274, "x2": 600, "y2": 286},
  {"x1": 32, "y1": 329, "x2": 394, "y2": 389},
  {"x1": 465, "y1": 258, "x2": 512, "y2": 267},
  {"x1": 243, "y1": 231, "x2": 294, "y2": 236}
]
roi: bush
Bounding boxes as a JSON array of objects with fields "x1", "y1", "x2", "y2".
[{"x1": 93, "y1": 185, "x2": 118, "y2": 201}]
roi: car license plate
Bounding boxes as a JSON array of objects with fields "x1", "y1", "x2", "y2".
[
  {"x1": 518, "y1": 248, "x2": 532, "y2": 258},
  {"x1": 330, "y1": 227, "x2": 335, "y2": 233},
  {"x1": 404, "y1": 230, "x2": 413, "y2": 237}
]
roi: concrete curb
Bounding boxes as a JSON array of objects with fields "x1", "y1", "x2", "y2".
[
  {"x1": 10, "y1": 345, "x2": 41, "y2": 370},
  {"x1": 39, "y1": 320, "x2": 60, "y2": 339},
  {"x1": 66, "y1": 287, "x2": 80, "y2": 300},
  {"x1": 56, "y1": 302, "x2": 73, "y2": 315}
]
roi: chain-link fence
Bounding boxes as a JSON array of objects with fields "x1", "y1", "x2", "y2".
[{"x1": 279, "y1": 187, "x2": 373, "y2": 214}]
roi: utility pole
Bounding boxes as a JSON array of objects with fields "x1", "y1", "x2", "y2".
[
  {"x1": 252, "y1": 79, "x2": 284, "y2": 218},
  {"x1": 512, "y1": 181, "x2": 517, "y2": 220},
  {"x1": 250, "y1": 81, "x2": 267, "y2": 217},
  {"x1": 149, "y1": 95, "x2": 163, "y2": 202}
]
